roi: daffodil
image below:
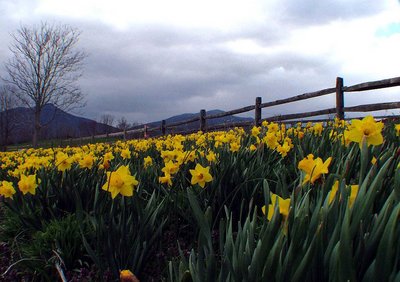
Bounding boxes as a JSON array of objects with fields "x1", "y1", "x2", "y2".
[
  {"x1": 9, "y1": 168, "x2": 22, "y2": 178},
  {"x1": 120, "y1": 269, "x2": 139, "y2": 282},
  {"x1": 261, "y1": 193, "x2": 290, "y2": 221},
  {"x1": 18, "y1": 174, "x2": 40, "y2": 195},
  {"x1": 328, "y1": 181, "x2": 339, "y2": 204},
  {"x1": 184, "y1": 150, "x2": 197, "y2": 163},
  {"x1": 229, "y1": 142, "x2": 240, "y2": 152},
  {"x1": 161, "y1": 160, "x2": 179, "y2": 175},
  {"x1": 329, "y1": 181, "x2": 359, "y2": 207},
  {"x1": 345, "y1": 115, "x2": 384, "y2": 147},
  {"x1": 143, "y1": 156, "x2": 153, "y2": 168},
  {"x1": 102, "y1": 165, "x2": 138, "y2": 199},
  {"x1": 214, "y1": 134, "x2": 228, "y2": 147},
  {"x1": 120, "y1": 148, "x2": 131, "y2": 160},
  {"x1": 334, "y1": 117, "x2": 345, "y2": 128},
  {"x1": 79, "y1": 154, "x2": 94, "y2": 169},
  {"x1": 55, "y1": 152, "x2": 73, "y2": 172},
  {"x1": 348, "y1": 184, "x2": 359, "y2": 207},
  {"x1": 103, "y1": 152, "x2": 114, "y2": 162},
  {"x1": 251, "y1": 126, "x2": 261, "y2": 137},
  {"x1": 189, "y1": 163, "x2": 213, "y2": 188},
  {"x1": 0, "y1": 181, "x2": 16, "y2": 198},
  {"x1": 206, "y1": 151, "x2": 217, "y2": 163},
  {"x1": 159, "y1": 173, "x2": 173, "y2": 186},
  {"x1": 395, "y1": 124, "x2": 400, "y2": 137},
  {"x1": 276, "y1": 142, "x2": 291, "y2": 157},
  {"x1": 298, "y1": 154, "x2": 332, "y2": 185},
  {"x1": 161, "y1": 150, "x2": 174, "y2": 162},
  {"x1": 313, "y1": 123, "x2": 323, "y2": 136},
  {"x1": 267, "y1": 122, "x2": 279, "y2": 133}
]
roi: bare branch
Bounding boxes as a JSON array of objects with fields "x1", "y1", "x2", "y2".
[
  {"x1": 2, "y1": 22, "x2": 87, "y2": 146},
  {"x1": 117, "y1": 116, "x2": 130, "y2": 131},
  {"x1": 0, "y1": 85, "x2": 18, "y2": 150}
]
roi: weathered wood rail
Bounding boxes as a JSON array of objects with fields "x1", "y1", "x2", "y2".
[{"x1": 99, "y1": 76, "x2": 400, "y2": 139}]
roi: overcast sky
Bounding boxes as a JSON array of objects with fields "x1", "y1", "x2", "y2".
[{"x1": 1, "y1": 0, "x2": 400, "y2": 124}]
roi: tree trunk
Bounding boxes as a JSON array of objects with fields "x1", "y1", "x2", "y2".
[
  {"x1": 33, "y1": 108, "x2": 41, "y2": 148},
  {"x1": 0, "y1": 114, "x2": 4, "y2": 151}
]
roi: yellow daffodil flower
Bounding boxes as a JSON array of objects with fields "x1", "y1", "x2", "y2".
[
  {"x1": 159, "y1": 173, "x2": 173, "y2": 186},
  {"x1": 143, "y1": 156, "x2": 153, "y2": 168},
  {"x1": 206, "y1": 151, "x2": 217, "y2": 163},
  {"x1": 345, "y1": 115, "x2": 384, "y2": 147},
  {"x1": 329, "y1": 181, "x2": 359, "y2": 207},
  {"x1": 261, "y1": 193, "x2": 291, "y2": 221},
  {"x1": 277, "y1": 142, "x2": 291, "y2": 157},
  {"x1": 263, "y1": 132, "x2": 278, "y2": 150},
  {"x1": 184, "y1": 151, "x2": 197, "y2": 163},
  {"x1": 190, "y1": 163, "x2": 213, "y2": 188},
  {"x1": 161, "y1": 160, "x2": 179, "y2": 175},
  {"x1": 267, "y1": 122, "x2": 279, "y2": 133},
  {"x1": 251, "y1": 126, "x2": 261, "y2": 137},
  {"x1": 120, "y1": 269, "x2": 139, "y2": 282},
  {"x1": 348, "y1": 184, "x2": 359, "y2": 207},
  {"x1": 56, "y1": 152, "x2": 73, "y2": 172},
  {"x1": 18, "y1": 174, "x2": 40, "y2": 195},
  {"x1": 229, "y1": 142, "x2": 240, "y2": 152},
  {"x1": 298, "y1": 154, "x2": 332, "y2": 185},
  {"x1": 102, "y1": 165, "x2": 138, "y2": 199},
  {"x1": 395, "y1": 124, "x2": 400, "y2": 136},
  {"x1": 313, "y1": 123, "x2": 323, "y2": 136},
  {"x1": 103, "y1": 152, "x2": 114, "y2": 162},
  {"x1": 79, "y1": 154, "x2": 94, "y2": 169},
  {"x1": 120, "y1": 148, "x2": 131, "y2": 160},
  {"x1": 0, "y1": 181, "x2": 16, "y2": 198}
]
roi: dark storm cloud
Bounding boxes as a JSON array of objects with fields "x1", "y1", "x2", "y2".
[
  {"x1": 73, "y1": 21, "x2": 343, "y2": 122},
  {"x1": 76, "y1": 24, "x2": 293, "y2": 121},
  {"x1": 0, "y1": 16, "x2": 343, "y2": 123},
  {"x1": 1, "y1": 0, "x2": 395, "y2": 124}
]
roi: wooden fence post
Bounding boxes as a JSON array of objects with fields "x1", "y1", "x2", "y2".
[
  {"x1": 336, "y1": 77, "x2": 344, "y2": 120},
  {"x1": 200, "y1": 109, "x2": 206, "y2": 132},
  {"x1": 255, "y1": 97, "x2": 262, "y2": 126},
  {"x1": 144, "y1": 125, "x2": 148, "y2": 138},
  {"x1": 161, "y1": 120, "x2": 166, "y2": 135}
]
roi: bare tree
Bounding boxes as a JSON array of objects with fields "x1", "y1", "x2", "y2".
[
  {"x1": 100, "y1": 114, "x2": 115, "y2": 137},
  {"x1": 117, "y1": 116, "x2": 130, "y2": 131},
  {"x1": 0, "y1": 85, "x2": 17, "y2": 150},
  {"x1": 117, "y1": 116, "x2": 131, "y2": 140},
  {"x1": 3, "y1": 22, "x2": 86, "y2": 147}
]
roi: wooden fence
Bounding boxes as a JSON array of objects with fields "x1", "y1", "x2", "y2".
[{"x1": 95, "y1": 76, "x2": 400, "y2": 140}]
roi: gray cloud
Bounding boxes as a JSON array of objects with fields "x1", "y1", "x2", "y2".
[
  {"x1": 270, "y1": 0, "x2": 386, "y2": 26},
  {"x1": 1, "y1": 0, "x2": 398, "y2": 125},
  {"x1": 74, "y1": 20, "x2": 342, "y2": 123}
]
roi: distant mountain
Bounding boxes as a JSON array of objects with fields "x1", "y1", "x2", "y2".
[
  {"x1": 1, "y1": 105, "x2": 254, "y2": 146},
  {"x1": 0, "y1": 104, "x2": 117, "y2": 145},
  {"x1": 145, "y1": 109, "x2": 253, "y2": 134}
]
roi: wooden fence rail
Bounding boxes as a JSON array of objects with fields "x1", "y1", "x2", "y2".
[
  {"x1": 343, "y1": 76, "x2": 400, "y2": 92},
  {"x1": 90, "y1": 75, "x2": 400, "y2": 140}
]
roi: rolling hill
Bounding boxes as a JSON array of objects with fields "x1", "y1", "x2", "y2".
[
  {"x1": 0, "y1": 104, "x2": 117, "y2": 145},
  {"x1": 1, "y1": 105, "x2": 254, "y2": 146}
]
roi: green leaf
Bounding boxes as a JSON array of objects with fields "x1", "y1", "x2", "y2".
[{"x1": 374, "y1": 204, "x2": 400, "y2": 281}]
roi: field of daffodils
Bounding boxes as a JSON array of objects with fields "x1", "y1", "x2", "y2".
[{"x1": 0, "y1": 116, "x2": 399, "y2": 281}]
